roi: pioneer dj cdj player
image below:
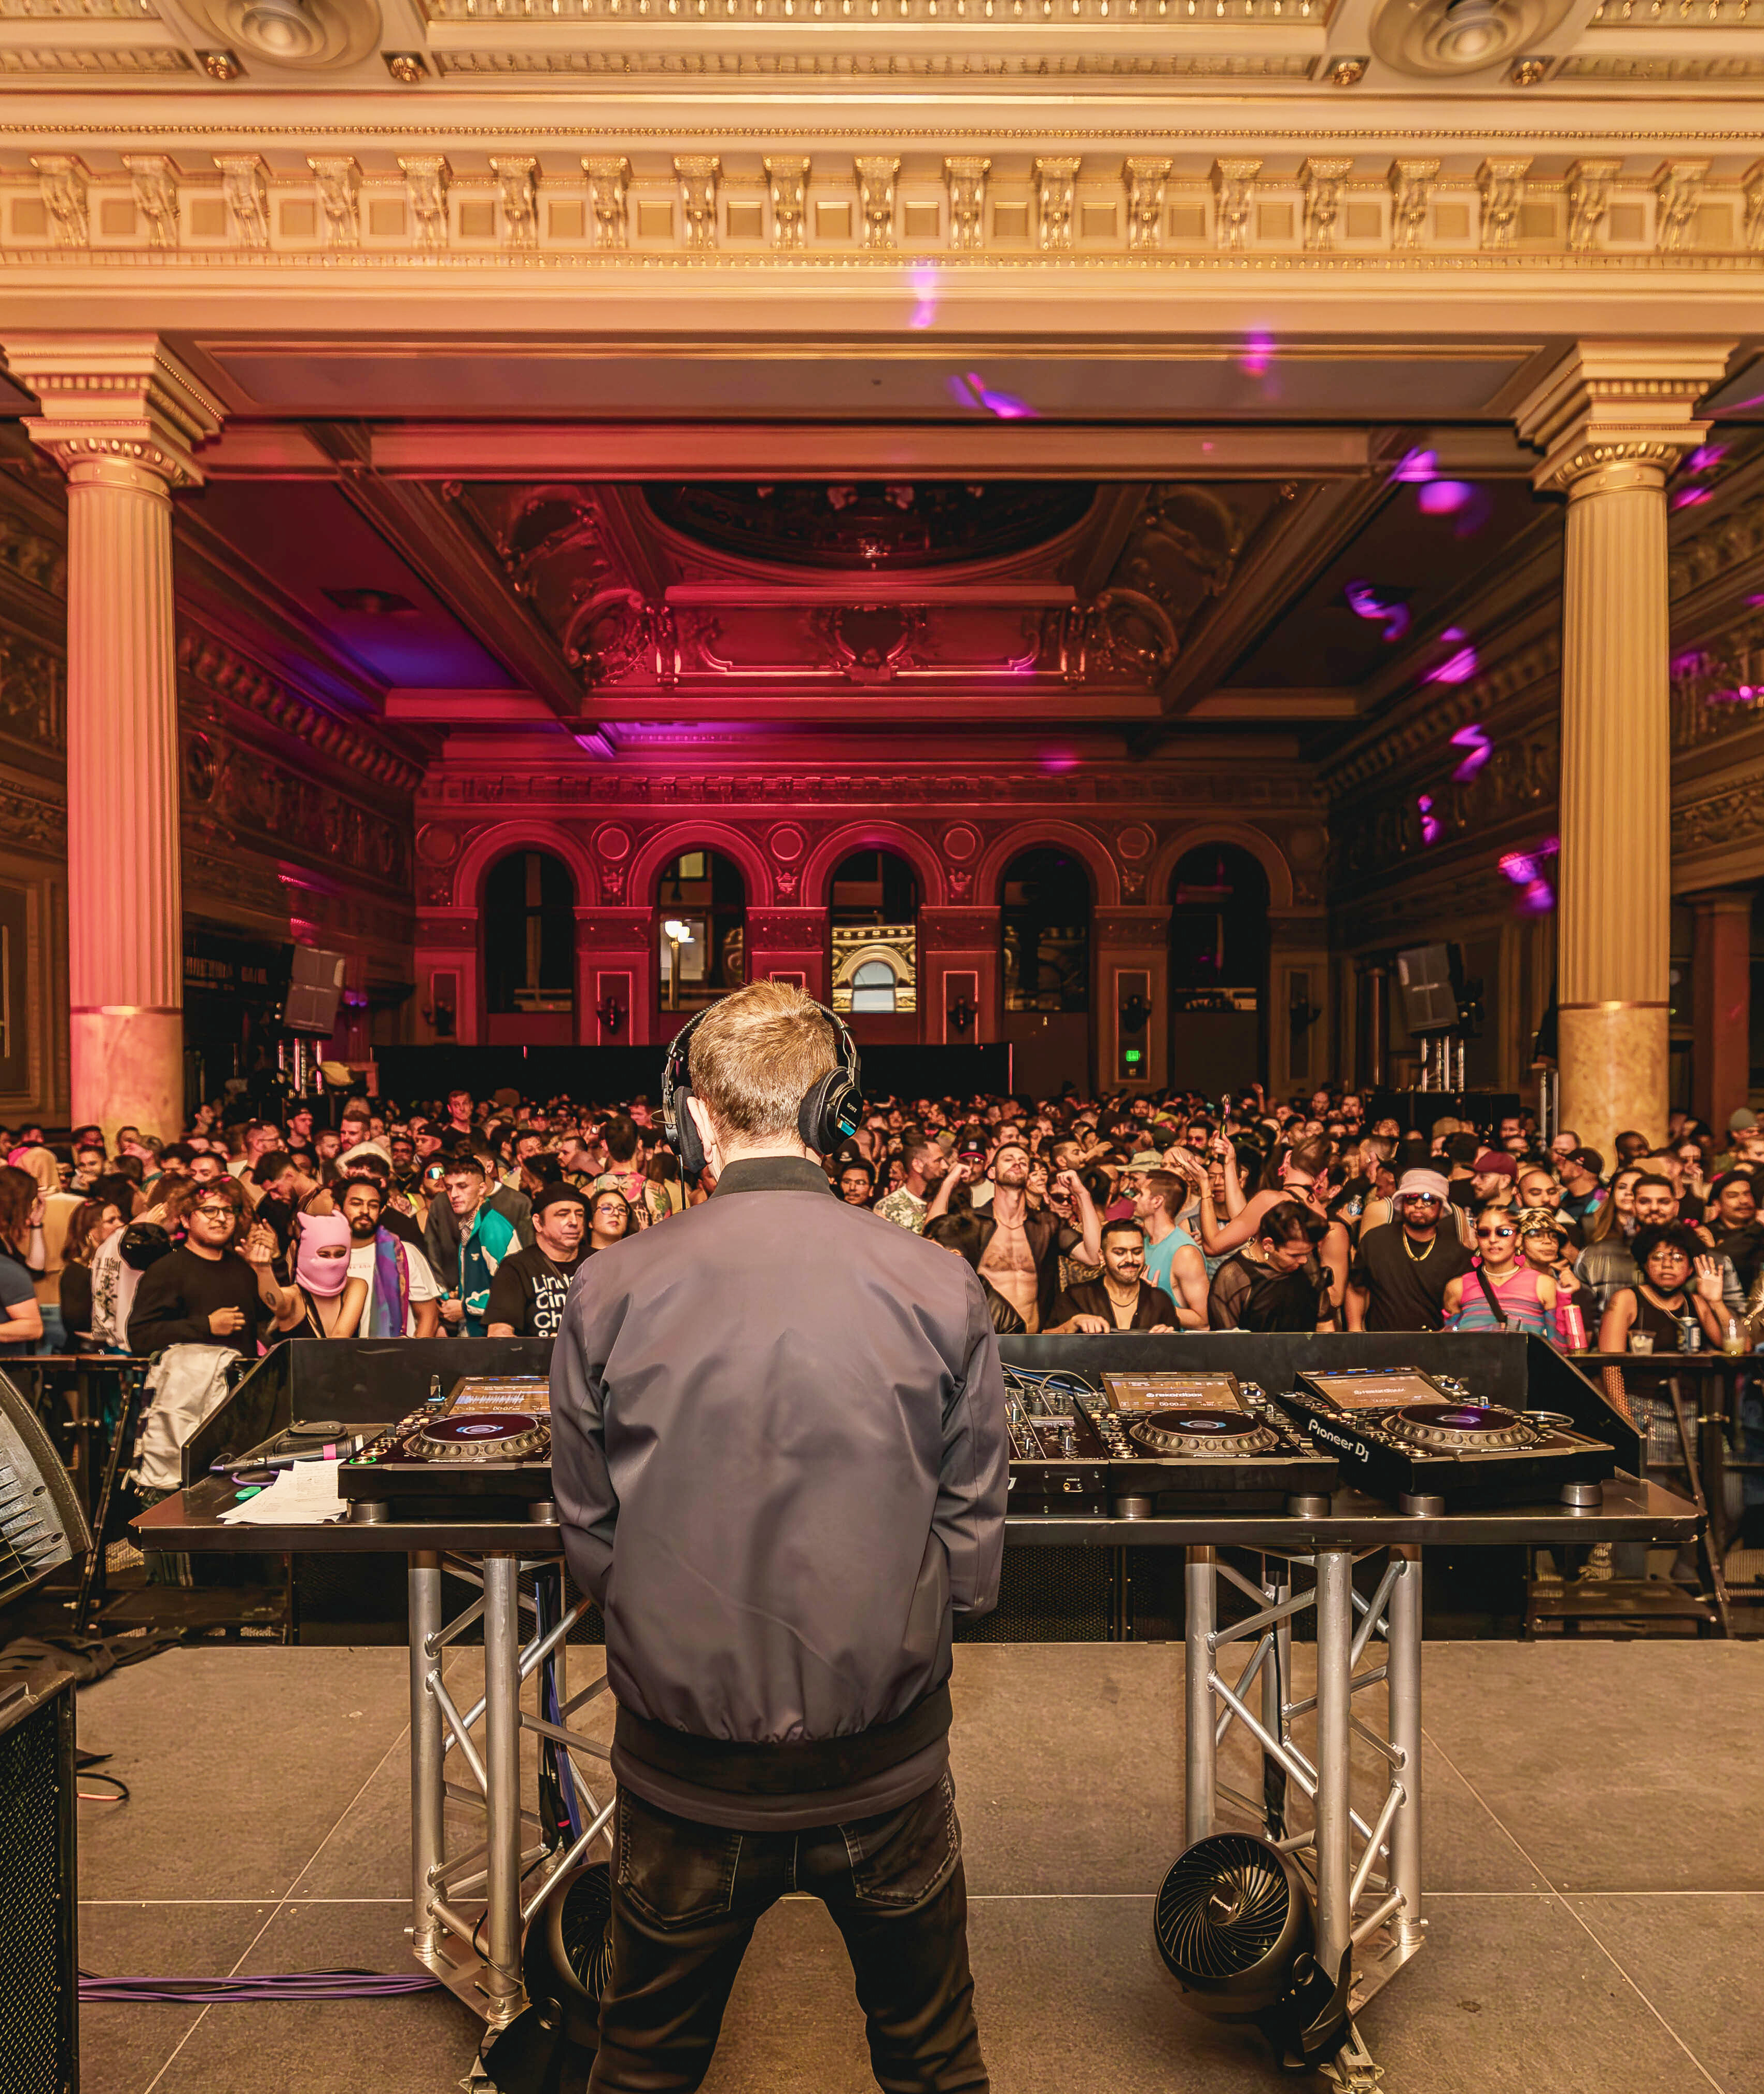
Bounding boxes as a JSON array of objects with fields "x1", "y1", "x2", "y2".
[
  {"x1": 339, "y1": 1374, "x2": 557, "y2": 1523},
  {"x1": 1271, "y1": 1367, "x2": 1615, "y2": 1515},
  {"x1": 1004, "y1": 1367, "x2": 1337, "y2": 1519}
]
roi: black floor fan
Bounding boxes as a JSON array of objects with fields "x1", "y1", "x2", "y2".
[
  {"x1": 1153, "y1": 1831, "x2": 1351, "y2": 2067},
  {"x1": 483, "y1": 1859, "x2": 613, "y2": 2094}
]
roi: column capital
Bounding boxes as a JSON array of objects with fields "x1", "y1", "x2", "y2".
[
  {"x1": 1515, "y1": 340, "x2": 1736, "y2": 498},
  {"x1": 0, "y1": 333, "x2": 224, "y2": 490}
]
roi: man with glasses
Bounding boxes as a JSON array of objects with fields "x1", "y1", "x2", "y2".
[
  {"x1": 1345, "y1": 1168, "x2": 1473, "y2": 1332},
  {"x1": 127, "y1": 1180, "x2": 274, "y2": 1359}
]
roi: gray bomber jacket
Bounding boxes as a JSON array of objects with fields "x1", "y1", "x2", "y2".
[{"x1": 549, "y1": 1153, "x2": 1008, "y2": 1830}]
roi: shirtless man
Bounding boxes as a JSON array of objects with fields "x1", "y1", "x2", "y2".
[{"x1": 931, "y1": 1139, "x2": 1100, "y2": 1333}]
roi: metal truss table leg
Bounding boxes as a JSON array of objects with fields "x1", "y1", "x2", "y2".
[
  {"x1": 409, "y1": 1551, "x2": 445, "y2": 1960},
  {"x1": 481, "y1": 1554, "x2": 525, "y2": 2021}
]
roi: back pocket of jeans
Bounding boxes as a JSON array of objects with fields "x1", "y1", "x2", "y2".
[
  {"x1": 846, "y1": 1773, "x2": 959, "y2": 1911},
  {"x1": 616, "y1": 1791, "x2": 743, "y2": 1929}
]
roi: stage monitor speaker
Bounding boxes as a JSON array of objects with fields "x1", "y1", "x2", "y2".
[
  {"x1": 1394, "y1": 944, "x2": 1460, "y2": 1036},
  {"x1": 0, "y1": 1373, "x2": 89, "y2": 1607},
  {"x1": 0, "y1": 1659, "x2": 78, "y2": 2094},
  {"x1": 283, "y1": 945, "x2": 347, "y2": 1037}
]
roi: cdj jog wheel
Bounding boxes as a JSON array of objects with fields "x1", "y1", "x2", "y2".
[
  {"x1": 412, "y1": 1412, "x2": 549, "y2": 1462},
  {"x1": 1383, "y1": 1403, "x2": 1539, "y2": 1452},
  {"x1": 1128, "y1": 1409, "x2": 1280, "y2": 1458}
]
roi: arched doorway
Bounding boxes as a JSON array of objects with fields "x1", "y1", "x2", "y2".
[
  {"x1": 656, "y1": 848, "x2": 747, "y2": 1018},
  {"x1": 483, "y1": 848, "x2": 577, "y2": 1045},
  {"x1": 830, "y1": 849, "x2": 920, "y2": 1044},
  {"x1": 1001, "y1": 847, "x2": 1093, "y2": 1095},
  {"x1": 1168, "y1": 842, "x2": 1270, "y2": 1092}
]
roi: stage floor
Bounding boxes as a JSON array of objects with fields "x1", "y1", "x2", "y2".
[{"x1": 76, "y1": 1637, "x2": 1760, "y2": 2094}]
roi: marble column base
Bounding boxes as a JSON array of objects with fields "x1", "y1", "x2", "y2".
[
  {"x1": 72, "y1": 1008, "x2": 183, "y2": 1146},
  {"x1": 1558, "y1": 1004, "x2": 1668, "y2": 1163}
]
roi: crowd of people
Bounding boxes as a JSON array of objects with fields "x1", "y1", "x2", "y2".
[{"x1": 3, "y1": 1079, "x2": 1763, "y2": 1364}]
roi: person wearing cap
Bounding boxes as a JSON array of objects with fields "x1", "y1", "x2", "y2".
[
  {"x1": 1345, "y1": 1168, "x2": 1473, "y2": 1332},
  {"x1": 1464, "y1": 1150, "x2": 1519, "y2": 1236},
  {"x1": 486, "y1": 1182, "x2": 590, "y2": 1339}
]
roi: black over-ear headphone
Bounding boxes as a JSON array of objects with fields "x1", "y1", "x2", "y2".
[{"x1": 662, "y1": 994, "x2": 864, "y2": 1180}]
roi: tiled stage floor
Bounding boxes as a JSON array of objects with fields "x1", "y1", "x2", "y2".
[{"x1": 74, "y1": 1639, "x2": 1761, "y2": 2094}]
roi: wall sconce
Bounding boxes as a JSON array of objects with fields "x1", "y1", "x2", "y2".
[
  {"x1": 1121, "y1": 992, "x2": 1151, "y2": 1034},
  {"x1": 1289, "y1": 990, "x2": 1322, "y2": 1034},
  {"x1": 422, "y1": 1003, "x2": 456, "y2": 1039},
  {"x1": 596, "y1": 994, "x2": 626, "y2": 1036},
  {"x1": 948, "y1": 997, "x2": 976, "y2": 1035}
]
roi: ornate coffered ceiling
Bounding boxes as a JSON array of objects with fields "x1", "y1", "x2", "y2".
[{"x1": 437, "y1": 473, "x2": 1290, "y2": 712}]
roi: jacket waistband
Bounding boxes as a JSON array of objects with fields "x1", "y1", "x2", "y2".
[{"x1": 614, "y1": 1682, "x2": 952, "y2": 1797}]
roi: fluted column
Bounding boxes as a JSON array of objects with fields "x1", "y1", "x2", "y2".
[
  {"x1": 1, "y1": 336, "x2": 222, "y2": 1142},
  {"x1": 1517, "y1": 342, "x2": 1733, "y2": 1159}
]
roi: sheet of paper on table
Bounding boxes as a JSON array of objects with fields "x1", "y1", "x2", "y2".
[{"x1": 216, "y1": 1457, "x2": 346, "y2": 1526}]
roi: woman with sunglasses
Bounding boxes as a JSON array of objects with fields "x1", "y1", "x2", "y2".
[{"x1": 1442, "y1": 1203, "x2": 1557, "y2": 1341}]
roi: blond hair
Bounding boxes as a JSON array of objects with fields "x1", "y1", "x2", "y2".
[{"x1": 688, "y1": 981, "x2": 837, "y2": 1145}]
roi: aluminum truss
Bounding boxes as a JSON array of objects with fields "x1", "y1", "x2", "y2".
[
  {"x1": 1183, "y1": 1541, "x2": 1425, "y2": 2084},
  {"x1": 406, "y1": 1548, "x2": 615, "y2": 2027}
]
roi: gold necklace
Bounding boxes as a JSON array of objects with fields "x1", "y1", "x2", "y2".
[{"x1": 1402, "y1": 1229, "x2": 1436, "y2": 1264}]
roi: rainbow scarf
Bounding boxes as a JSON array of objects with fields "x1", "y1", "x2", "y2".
[{"x1": 366, "y1": 1228, "x2": 411, "y2": 1338}]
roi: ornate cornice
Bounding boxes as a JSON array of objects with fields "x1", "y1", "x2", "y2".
[
  {"x1": 1514, "y1": 340, "x2": 1737, "y2": 497},
  {"x1": 178, "y1": 628, "x2": 425, "y2": 795},
  {"x1": 0, "y1": 333, "x2": 224, "y2": 490}
]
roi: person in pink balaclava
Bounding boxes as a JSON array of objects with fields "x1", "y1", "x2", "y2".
[{"x1": 252, "y1": 1210, "x2": 369, "y2": 1341}]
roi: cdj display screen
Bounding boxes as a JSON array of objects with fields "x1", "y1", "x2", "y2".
[
  {"x1": 447, "y1": 1376, "x2": 552, "y2": 1416},
  {"x1": 1103, "y1": 1372, "x2": 1245, "y2": 1414},
  {"x1": 1306, "y1": 1371, "x2": 1444, "y2": 1412}
]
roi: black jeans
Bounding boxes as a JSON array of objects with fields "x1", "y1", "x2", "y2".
[{"x1": 586, "y1": 1770, "x2": 988, "y2": 2094}]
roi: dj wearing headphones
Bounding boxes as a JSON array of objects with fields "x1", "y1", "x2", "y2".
[{"x1": 550, "y1": 979, "x2": 1007, "y2": 2094}]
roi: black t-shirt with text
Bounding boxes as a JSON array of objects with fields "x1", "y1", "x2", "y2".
[
  {"x1": 1351, "y1": 1221, "x2": 1474, "y2": 1332},
  {"x1": 486, "y1": 1243, "x2": 586, "y2": 1338}
]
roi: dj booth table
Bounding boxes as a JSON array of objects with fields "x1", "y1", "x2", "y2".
[{"x1": 134, "y1": 1333, "x2": 1698, "y2": 2086}]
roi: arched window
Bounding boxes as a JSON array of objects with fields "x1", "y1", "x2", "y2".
[
  {"x1": 850, "y1": 959, "x2": 899, "y2": 1013},
  {"x1": 484, "y1": 850, "x2": 576, "y2": 1016},
  {"x1": 1002, "y1": 848, "x2": 1091, "y2": 1014},
  {"x1": 1169, "y1": 842, "x2": 1270, "y2": 1087},
  {"x1": 830, "y1": 849, "x2": 920, "y2": 1018},
  {"x1": 657, "y1": 848, "x2": 747, "y2": 1012}
]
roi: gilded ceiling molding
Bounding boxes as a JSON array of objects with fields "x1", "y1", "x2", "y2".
[
  {"x1": 309, "y1": 154, "x2": 361, "y2": 248},
  {"x1": 1033, "y1": 156, "x2": 1079, "y2": 251},
  {"x1": 1477, "y1": 157, "x2": 1530, "y2": 250},
  {"x1": 1125, "y1": 158, "x2": 1169, "y2": 252},
  {"x1": 855, "y1": 156, "x2": 899, "y2": 251},
  {"x1": 1210, "y1": 158, "x2": 1260, "y2": 254},
  {"x1": 490, "y1": 155, "x2": 538, "y2": 249},
  {"x1": 583, "y1": 154, "x2": 629, "y2": 247},
  {"x1": 674, "y1": 153, "x2": 718, "y2": 249},
  {"x1": 1565, "y1": 157, "x2": 1620, "y2": 252},
  {"x1": 1388, "y1": 158, "x2": 1439, "y2": 250},
  {"x1": 122, "y1": 153, "x2": 179, "y2": 248},
  {"x1": 945, "y1": 157, "x2": 988, "y2": 250},
  {"x1": 215, "y1": 152, "x2": 268, "y2": 248},
  {"x1": 1300, "y1": 156, "x2": 1352, "y2": 251},
  {"x1": 30, "y1": 155, "x2": 87, "y2": 248},
  {"x1": 1654, "y1": 159, "x2": 1709, "y2": 253},
  {"x1": 399, "y1": 153, "x2": 450, "y2": 250}
]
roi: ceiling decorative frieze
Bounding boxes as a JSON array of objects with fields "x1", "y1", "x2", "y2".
[{"x1": 1, "y1": 151, "x2": 1762, "y2": 268}]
